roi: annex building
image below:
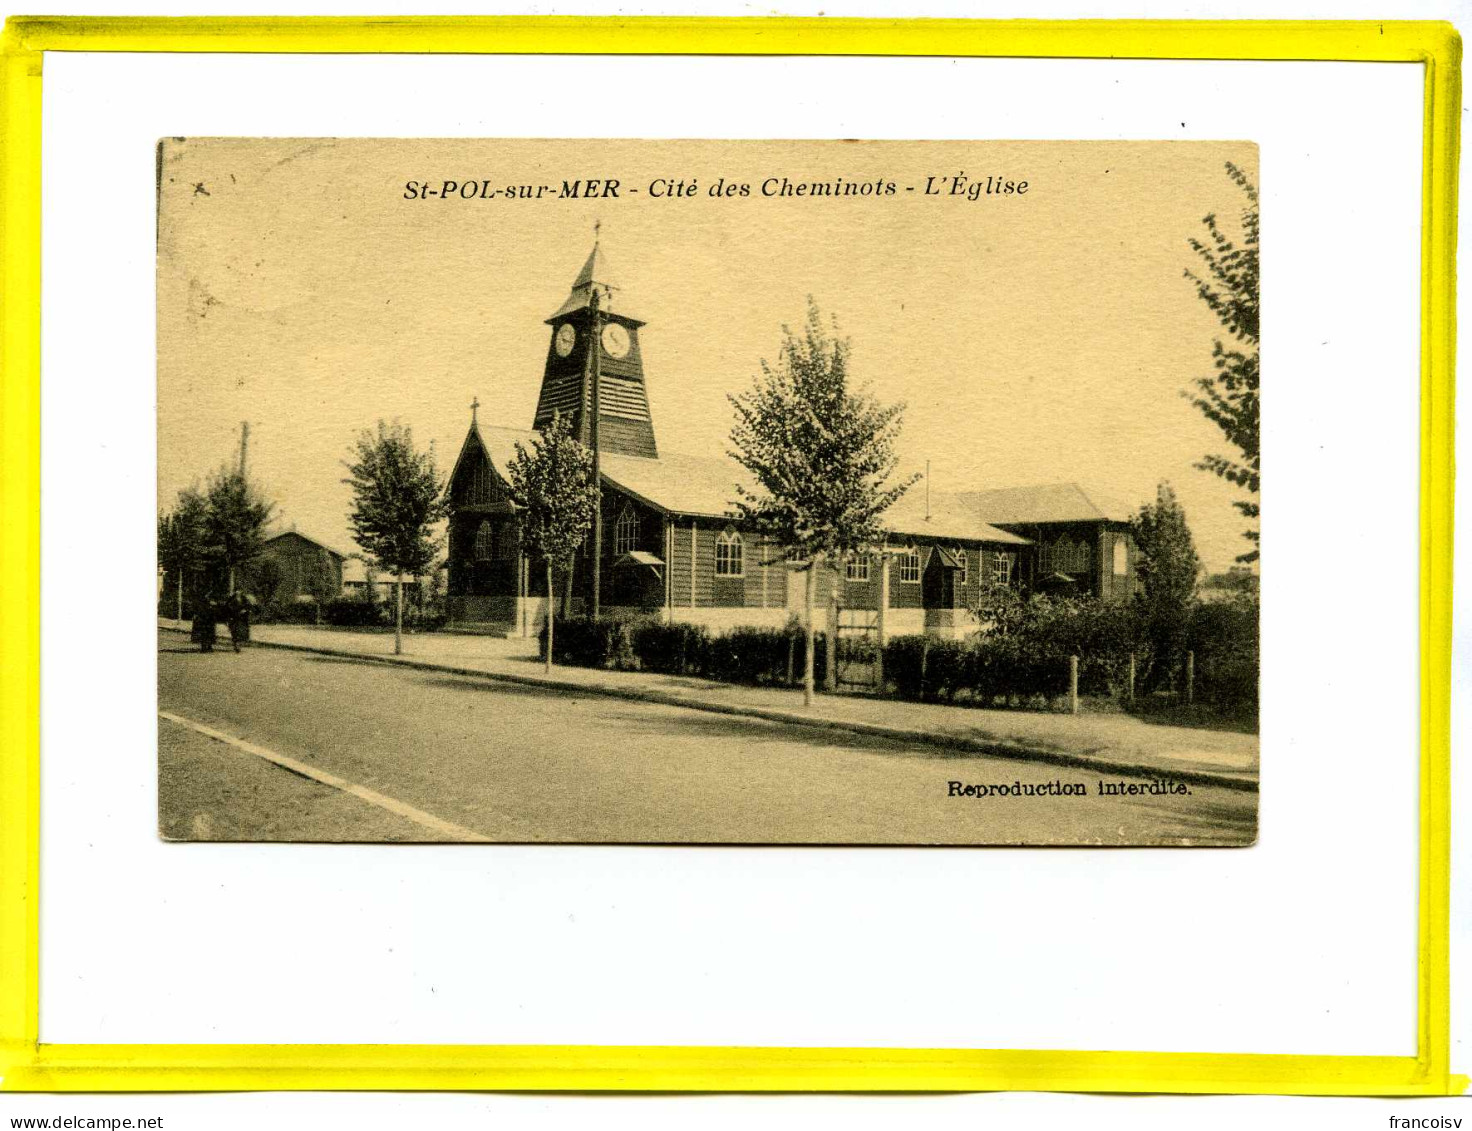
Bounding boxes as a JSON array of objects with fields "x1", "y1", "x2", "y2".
[{"x1": 444, "y1": 243, "x2": 1137, "y2": 638}]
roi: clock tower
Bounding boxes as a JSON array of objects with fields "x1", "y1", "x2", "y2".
[{"x1": 534, "y1": 241, "x2": 658, "y2": 460}]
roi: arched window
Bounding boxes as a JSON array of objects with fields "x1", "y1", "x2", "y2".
[
  {"x1": 1113, "y1": 538, "x2": 1128, "y2": 576},
  {"x1": 898, "y1": 547, "x2": 921, "y2": 584},
  {"x1": 615, "y1": 505, "x2": 639, "y2": 556},
  {"x1": 715, "y1": 529, "x2": 744, "y2": 577},
  {"x1": 1049, "y1": 538, "x2": 1091, "y2": 574},
  {"x1": 954, "y1": 546, "x2": 968, "y2": 585},
  {"x1": 473, "y1": 520, "x2": 494, "y2": 561},
  {"x1": 993, "y1": 551, "x2": 1015, "y2": 587},
  {"x1": 470, "y1": 455, "x2": 494, "y2": 504}
]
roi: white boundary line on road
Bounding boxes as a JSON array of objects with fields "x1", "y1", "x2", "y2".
[{"x1": 158, "y1": 710, "x2": 493, "y2": 843}]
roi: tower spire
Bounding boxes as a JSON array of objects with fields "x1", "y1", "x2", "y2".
[{"x1": 534, "y1": 237, "x2": 656, "y2": 459}]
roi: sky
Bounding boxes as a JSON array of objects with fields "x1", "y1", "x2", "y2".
[{"x1": 158, "y1": 137, "x2": 1258, "y2": 572}]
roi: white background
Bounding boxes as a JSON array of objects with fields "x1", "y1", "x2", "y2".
[
  {"x1": 4, "y1": 0, "x2": 1466, "y2": 1125},
  {"x1": 40, "y1": 50, "x2": 1424, "y2": 1052}
]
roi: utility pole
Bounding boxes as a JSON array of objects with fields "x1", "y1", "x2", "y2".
[{"x1": 589, "y1": 286, "x2": 603, "y2": 620}]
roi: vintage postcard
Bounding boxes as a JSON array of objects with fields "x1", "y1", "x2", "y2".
[{"x1": 156, "y1": 138, "x2": 1259, "y2": 845}]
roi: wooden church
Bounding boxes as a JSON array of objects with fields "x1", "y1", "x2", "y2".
[{"x1": 443, "y1": 242, "x2": 1138, "y2": 638}]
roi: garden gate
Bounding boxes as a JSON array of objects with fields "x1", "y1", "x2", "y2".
[{"x1": 834, "y1": 606, "x2": 880, "y2": 691}]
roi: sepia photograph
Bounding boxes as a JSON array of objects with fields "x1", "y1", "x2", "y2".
[{"x1": 156, "y1": 137, "x2": 1260, "y2": 845}]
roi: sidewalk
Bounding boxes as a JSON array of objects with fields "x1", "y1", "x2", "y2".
[{"x1": 159, "y1": 619, "x2": 1259, "y2": 790}]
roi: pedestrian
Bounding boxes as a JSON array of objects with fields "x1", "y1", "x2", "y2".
[
  {"x1": 224, "y1": 591, "x2": 252, "y2": 653},
  {"x1": 191, "y1": 592, "x2": 220, "y2": 653}
]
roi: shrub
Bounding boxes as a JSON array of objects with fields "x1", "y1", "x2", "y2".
[
  {"x1": 1187, "y1": 594, "x2": 1259, "y2": 716},
  {"x1": 638, "y1": 621, "x2": 710, "y2": 675},
  {"x1": 261, "y1": 595, "x2": 322, "y2": 625},
  {"x1": 540, "y1": 614, "x2": 640, "y2": 669},
  {"x1": 882, "y1": 635, "x2": 928, "y2": 700},
  {"x1": 322, "y1": 596, "x2": 384, "y2": 627},
  {"x1": 922, "y1": 638, "x2": 971, "y2": 701},
  {"x1": 706, "y1": 626, "x2": 795, "y2": 685},
  {"x1": 543, "y1": 614, "x2": 603, "y2": 667},
  {"x1": 404, "y1": 602, "x2": 448, "y2": 633}
]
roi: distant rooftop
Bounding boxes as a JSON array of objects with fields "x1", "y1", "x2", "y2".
[
  {"x1": 263, "y1": 526, "x2": 349, "y2": 559},
  {"x1": 956, "y1": 482, "x2": 1135, "y2": 526}
]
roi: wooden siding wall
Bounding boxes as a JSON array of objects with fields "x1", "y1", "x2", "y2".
[
  {"x1": 666, "y1": 521, "x2": 789, "y2": 610},
  {"x1": 694, "y1": 523, "x2": 717, "y2": 607}
]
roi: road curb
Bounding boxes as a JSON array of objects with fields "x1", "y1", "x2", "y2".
[{"x1": 160, "y1": 625, "x2": 1258, "y2": 793}]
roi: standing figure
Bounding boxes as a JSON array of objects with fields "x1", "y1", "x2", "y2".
[
  {"x1": 191, "y1": 592, "x2": 220, "y2": 653},
  {"x1": 224, "y1": 591, "x2": 252, "y2": 653}
]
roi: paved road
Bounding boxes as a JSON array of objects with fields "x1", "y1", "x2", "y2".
[{"x1": 158, "y1": 632, "x2": 1257, "y2": 846}]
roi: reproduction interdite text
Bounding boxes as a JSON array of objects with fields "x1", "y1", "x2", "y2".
[{"x1": 947, "y1": 779, "x2": 1195, "y2": 798}]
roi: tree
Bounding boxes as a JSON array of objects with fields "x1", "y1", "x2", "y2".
[
  {"x1": 304, "y1": 548, "x2": 340, "y2": 622},
  {"x1": 202, "y1": 465, "x2": 275, "y2": 598},
  {"x1": 506, "y1": 412, "x2": 600, "y2": 673},
  {"x1": 342, "y1": 420, "x2": 447, "y2": 655},
  {"x1": 727, "y1": 298, "x2": 919, "y2": 706},
  {"x1": 1183, "y1": 161, "x2": 1259, "y2": 563},
  {"x1": 1130, "y1": 483, "x2": 1202, "y2": 692},
  {"x1": 250, "y1": 557, "x2": 287, "y2": 612},
  {"x1": 157, "y1": 486, "x2": 207, "y2": 619}
]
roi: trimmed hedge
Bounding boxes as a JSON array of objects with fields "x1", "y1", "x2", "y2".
[
  {"x1": 534, "y1": 593, "x2": 1257, "y2": 720},
  {"x1": 322, "y1": 596, "x2": 385, "y2": 627},
  {"x1": 541, "y1": 615, "x2": 824, "y2": 686}
]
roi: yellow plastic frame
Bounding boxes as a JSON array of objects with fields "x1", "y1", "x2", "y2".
[{"x1": 0, "y1": 17, "x2": 1462, "y2": 1095}]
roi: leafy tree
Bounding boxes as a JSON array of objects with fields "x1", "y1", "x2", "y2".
[
  {"x1": 250, "y1": 557, "x2": 287, "y2": 612},
  {"x1": 1130, "y1": 483, "x2": 1202, "y2": 692},
  {"x1": 342, "y1": 420, "x2": 447, "y2": 655},
  {"x1": 1184, "y1": 161, "x2": 1260, "y2": 563},
  {"x1": 157, "y1": 486, "x2": 207, "y2": 619},
  {"x1": 305, "y1": 548, "x2": 340, "y2": 621},
  {"x1": 506, "y1": 412, "x2": 601, "y2": 673},
  {"x1": 728, "y1": 298, "x2": 919, "y2": 705},
  {"x1": 202, "y1": 466, "x2": 275, "y2": 599}
]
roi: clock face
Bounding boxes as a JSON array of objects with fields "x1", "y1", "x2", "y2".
[
  {"x1": 554, "y1": 323, "x2": 576, "y2": 357},
  {"x1": 600, "y1": 322, "x2": 631, "y2": 359}
]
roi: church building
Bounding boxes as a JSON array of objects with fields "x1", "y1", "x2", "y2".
[{"x1": 444, "y1": 242, "x2": 1137, "y2": 638}]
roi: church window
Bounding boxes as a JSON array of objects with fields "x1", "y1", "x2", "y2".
[
  {"x1": 1113, "y1": 538, "x2": 1129, "y2": 576},
  {"x1": 715, "y1": 529, "x2": 744, "y2": 577},
  {"x1": 993, "y1": 552, "x2": 1015, "y2": 587},
  {"x1": 898, "y1": 548, "x2": 921, "y2": 584},
  {"x1": 471, "y1": 456, "x2": 494, "y2": 504},
  {"x1": 615, "y1": 505, "x2": 639, "y2": 555},
  {"x1": 954, "y1": 547, "x2": 968, "y2": 585},
  {"x1": 845, "y1": 556, "x2": 870, "y2": 582},
  {"x1": 1045, "y1": 538, "x2": 1091, "y2": 574},
  {"x1": 473, "y1": 521, "x2": 494, "y2": 561}
]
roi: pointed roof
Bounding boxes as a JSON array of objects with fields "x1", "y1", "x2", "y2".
[
  {"x1": 546, "y1": 242, "x2": 638, "y2": 322},
  {"x1": 261, "y1": 527, "x2": 348, "y2": 560}
]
